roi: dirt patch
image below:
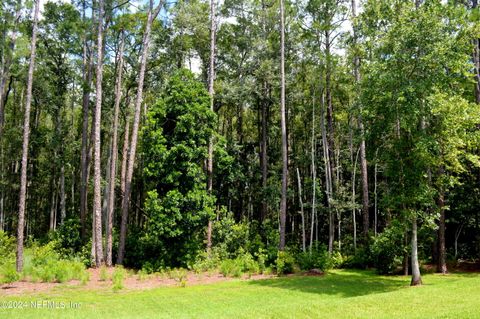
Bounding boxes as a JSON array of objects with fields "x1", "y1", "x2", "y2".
[
  {"x1": 0, "y1": 268, "x2": 274, "y2": 296},
  {"x1": 304, "y1": 269, "x2": 325, "y2": 276}
]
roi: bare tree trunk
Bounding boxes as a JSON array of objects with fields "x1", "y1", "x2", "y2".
[
  {"x1": 117, "y1": 1, "x2": 163, "y2": 265},
  {"x1": 80, "y1": 1, "x2": 95, "y2": 240},
  {"x1": 16, "y1": 0, "x2": 40, "y2": 273},
  {"x1": 411, "y1": 217, "x2": 422, "y2": 286},
  {"x1": 106, "y1": 31, "x2": 125, "y2": 267},
  {"x1": 60, "y1": 165, "x2": 66, "y2": 224},
  {"x1": 473, "y1": 1, "x2": 480, "y2": 103},
  {"x1": 120, "y1": 118, "x2": 130, "y2": 197},
  {"x1": 279, "y1": 0, "x2": 288, "y2": 251},
  {"x1": 437, "y1": 185, "x2": 447, "y2": 274},
  {"x1": 352, "y1": 147, "x2": 360, "y2": 251},
  {"x1": 260, "y1": 82, "x2": 268, "y2": 221},
  {"x1": 92, "y1": 0, "x2": 105, "y2": 267},
  {"x1": 351, "y1": 0, "x2": 369, "y2": 240},
  {"x1": 310, "y1": 92, "x2": 317, "y2": 252},
  {"x1": 296, "y1": 168, "x2": 306, "y2": 252},
  {"x1": 206, "y1": 0, "x2": 216, "y2": 254}
]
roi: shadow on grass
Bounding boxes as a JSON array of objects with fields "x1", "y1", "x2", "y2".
[{"x1": 248, "y1": 270, "x2": 407, "y2": 298}]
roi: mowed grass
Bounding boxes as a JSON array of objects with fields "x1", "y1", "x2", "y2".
[{"x1": 1, "y1": 269, "x2": 479, "y2": 318}]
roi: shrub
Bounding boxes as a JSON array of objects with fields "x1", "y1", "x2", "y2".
[
  {"x1": 370, "y1": 224, "x2": 406, "y2": 274},
  {"x1": 112, "y1": 267, "x2": 125, "y2": 292},
  {"x1": 0, "y1": 231, "x2": 15, "y2": 265},
  {"x1": 0, "y1": 263, "x2": 20, "y2": 284},
  {"x1": 276, "y1": 251, "x2": 295, "y2": 275},
  {"x1": 296, "y1": 247, "x2": 333, "y2": 272},
  {"x1": 99, "y1": 266, "x2": 108, "y2": 281},
  {"x1": 220, "y1": 259, "x2": 242, "y2": 277}
]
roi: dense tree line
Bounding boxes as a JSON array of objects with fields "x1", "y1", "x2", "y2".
[{"x1": 1, "y1": 0, "x2": 479, "y2": 286}]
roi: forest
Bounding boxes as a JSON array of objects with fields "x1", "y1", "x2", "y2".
[{"x1": 0, "y1": 0, "x2": 480, "y2": 315}]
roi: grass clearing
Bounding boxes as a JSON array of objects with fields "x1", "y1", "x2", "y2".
[{"x1": 0, "y1": 269, "x2": 479, "y2": 318}]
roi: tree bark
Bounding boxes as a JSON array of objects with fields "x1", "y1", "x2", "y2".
[
  {"x1": 260, "y1": 81, "x2": 268, "y2": 221},
  {"x1": 279, "y1": 0, "x2": 288, "y2": 251},
  {"x1": 92, "y1": 0, "x2": 105, "y2": 267},
  {"x1": 117, "y1": 1, "x2": 163, "y2": 265},
  {"x1": 206, "y1": 0, "x2": 216, "y2": 254},
  {"x1": 106, "y1": 31, "x2": 125, "y2": 267},
  {"x1": 296, "y1": 168, "x2": 306, "y2": 252},
  {"x1": 120, "y1": 117, "x2": 130, "y2": 197},
  {"x1": 437, "y1": 186, "x2": 447, "y2": 274},
  {"x1": 80, "y1": 1, "x2": 95, "y2": 241},
  {"x1": 351, "y1": 0, "x2": 369, "y2": 240},
  {"x1": 16, "y1": 0, "x2": 40, "y2": 273},
  {"x1": 472, "y1": 1, "x2": 480, "y2": 103},
  {"x1": 411, "y1": 217, "x2": 422, "y2": 286}
]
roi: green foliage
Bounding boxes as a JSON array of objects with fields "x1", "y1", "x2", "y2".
[
  {"x1": 169, "y1": 268, "x2": 188, "y2": 287},
  {"x1": 296, "y1": 246, "x2": 333, "y2": 272},
  {"x1": 137, "y1": 69, "x2": 217, "y2": 268},
  {"x1": 370, "y1": 224, "x2": 407, "y2": 275},
  {"x1": 276, "y1": 251, "x2": 296, "y2": 275},
  {"x1": 0, "y1": 231, "x2": 15, "y2": 265},
  {"x1": 0, "y1": 263, "x2": 20, "y2": 284},
  {"x1": 112, "y1": 267, "x2": 126, "y2": 292},
  {"x1": 99, "y1": 266, "x2": 108, "y2": 281},
  {"x1": 22, "y1": 243, "x2": 88, "y2": 283}
]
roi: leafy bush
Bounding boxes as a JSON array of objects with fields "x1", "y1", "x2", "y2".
[
  {"x1": 296, "y1": 246, "x2": 333, "y2": 272},
  {"x1": 24, "y1": 243, "x2": 88, "y2": 283},
  {"x1": 276, "y1": 251, "x2": 295, "y2": 275},
  {"x1": 0, "y1": 263, "x2": 20, "y2": 284},
  {"x1": 0, "y1": 231, "x2": 15, "y2": 265},
  {"x1": 220, "y1": 259, "x2": 242, "y2": 278},
  {"x1": 370, "y1": 224, "x2": 406, "y2": 274}
]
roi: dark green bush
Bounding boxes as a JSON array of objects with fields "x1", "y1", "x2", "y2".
[
  {"x1": 296, "y1": 246, "x2": 332, "y2": 271},
  {"x1": 370, "y1": 224, "x2": 406, "y2": 274}
]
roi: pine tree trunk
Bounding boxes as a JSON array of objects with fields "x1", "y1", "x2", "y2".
[
  {"x1": 411, "y1": 217, "x2": 422, "y2": 286},
  {"x1": 206, "y1": 0, "x2": 216, "y2": 254},
  {"x1": 16, "y1": 0, "x2": 40, "y2": 273},
  {"x1": 473, "y1": 1, "x2": 480, "y2": 103},
  {"x1": 92, "y1": 0, "x2": 105, "y2": 267},
  {"x1": 279, "y1": 0, "x2": 288, "y2": 251},
  {"x1": 120, "y1": 118, "x2": 130, "y2": 197},
  {"x1": 80, "y1": 1, "x2": 95, "y2": 241},
  {"x1": 60, "y1": 165, "x2": 66, "y2": 225},
  {"x1": 296, "y1": 168, "x2": 306, "y2": 252},
  {"x1": 106, "y1": 31, "x2": 125, "y2": 267},
  {"x1": 117, "y1": 2, "x2": 163, "y2": 265}
]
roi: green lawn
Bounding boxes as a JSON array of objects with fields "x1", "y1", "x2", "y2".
[{"x1": 1, "y1": 269, "x2": 479, "y2": 318}]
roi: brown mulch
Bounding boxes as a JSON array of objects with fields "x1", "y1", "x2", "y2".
[
  {"x1": 304, "y1": 269, "x2": 325, "y2": 276},
  {"x1": 0, "y1": 268, "x2": 274, "y2": 296}
]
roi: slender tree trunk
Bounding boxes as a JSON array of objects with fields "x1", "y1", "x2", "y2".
[
  {"x1": 310, "y1": 91, "x2": 317, "y2": 252},
  {"x1": 16, "y1": 0, "x2": 40, "y2": 273},
  {"x1": 120, "y1": 117, "x2": 130, "y2": 197},
  {"x1": 296, "y1": 168, "x2": 306, "y2": 252},
  {"x1": 106, "y1": 31, "x2": 125, "y2": 267},
  {"x1": 92, "y1": 0, "x2": 105, "y2": 267},
  {"x1": 117, "y1": 2, "x2": 163, "y2": 265},
  {"x1": 260, "y1": 81, "x2": 268, "y2": 221},
  {"x1": 437, "y1": 184, "x2": 447, "y2": 274},
  {"x1": 351, "y1": 0, "x2": 369, "y2": 240},
  {"x1": 320, "y1": 90, "x2": 334, "y2": 253},
  {"x1": 352, "y1": 147, "x2": 360, "y2": 252},
  {"x1": 279, "y1": 0, "x2": 288, "y2": 251},
  {"x1": 60, "y1": 165, "x2": 66, "y2": 224},
  {"x1": 80, "y1": 1, "x2": 95, "y2": 240},
  {"x1": 473, "y1": 1, "x2": 480, "y2": 103},
  {"x1": 206, "y1": 0, "x2": 216, "y2": 254},
  {"x1": 411, "y1": 217, "x2": 422, "y2": 286}
]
